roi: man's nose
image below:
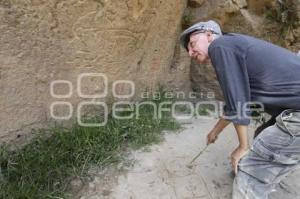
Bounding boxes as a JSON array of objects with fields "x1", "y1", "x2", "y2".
[{"x1": 188, "y1": 48, "x2": 195, "y2": 57}]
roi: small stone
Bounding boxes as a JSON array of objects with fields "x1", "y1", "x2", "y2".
[
  {"x1": 285, "y1": 30, "x2": 295, "y2": 46},
  {"x1": 223, "y1": 1, "x2": 240, "y2": 14},
  {"x1": 294, "y1": 27, "x2": 300, "y2": 36},
  {"x1": 102, "y1": 189, "x2": 112, "y2": 196},
  {"x1": 89, "y1": 195, "x2": 102, "y2": 199},
  {"x1": 69, "y1": 178, "x2": 83, "y2": 192},
  {"x1": 89, "y1": 182, "x2": 96, "y2": 189},
  {"x1": 188, "y1": 0, "x2": 205, "y2": 8},
  {"x1": 232, "y1": 0, "x2": 247, "y2": 8}
]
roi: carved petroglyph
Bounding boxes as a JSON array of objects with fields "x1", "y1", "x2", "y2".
[
  {"x1": 69, "y1": 0, "x2": 154, "y2": 64},
  {"x1": 0, "y1": 0, "x2": 190, "y2": 141},
  {"x1": 126, "y1": 0, "x2": 149, "y2": 20}
]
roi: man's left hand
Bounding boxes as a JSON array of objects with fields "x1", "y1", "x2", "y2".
[{"x1": 231, "y1": 146, "x2": 249, "y2": 174}]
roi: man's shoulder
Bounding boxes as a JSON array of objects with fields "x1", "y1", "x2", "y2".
[
  {"x1": 220, "y1": 33, "x2": 258, "y2": 40},
  {"x1": 210, "y1": 33, "x2": 253, "y2": 48},
  {"x1": 209, "y1": 33, "x2": 253, "y2": 56}
]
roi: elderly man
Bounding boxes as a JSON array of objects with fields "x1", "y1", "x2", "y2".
[{"x1": 180, "y1": 20, "x2": 300, "y2": 198}]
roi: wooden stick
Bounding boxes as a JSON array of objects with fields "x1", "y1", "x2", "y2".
[{"x1": 186, "y1": 145, "x2": 209, "y2": 168}]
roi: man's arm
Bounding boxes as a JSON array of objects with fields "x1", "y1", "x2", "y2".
[
  {"x1": 231, "y1": 124, "x2": 249, "y2": 174},
  {"x1": 208, "y1": 40, "x2": 251, "y2": 174},
  {"x1": 207, "y1": 118, "x2": 249, "y2": 174},
  {"x1": 207, "y1": 117, "x2": 230, "y2": 145},
  {"x1": 209, "y1": 46, "x2": 251, "y2": 125},
  {"x1": 234, "y1": 124, "x2": 249, "y2": 149}
]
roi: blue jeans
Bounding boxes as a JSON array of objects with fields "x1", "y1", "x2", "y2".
[{"x1": 232, "y1": 110, "x2": 300, "y2": 199}]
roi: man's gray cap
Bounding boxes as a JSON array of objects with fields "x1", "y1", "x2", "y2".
[{"x1": 180, "y1": 20, "x2": 222, "y2": 50}]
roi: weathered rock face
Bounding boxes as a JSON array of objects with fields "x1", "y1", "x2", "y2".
[
  {"x1": 247, "y1": 0, "x2": 276, "y2": 14},
  {"x1": 0, "y1": 0, "x2": 190, "y2": 142},
  {"x1": 184, "y1": 0, "x2": 300, "y2": 100},
  {"x1": 1, "y1": 0, "x2": 299, "y2": 142},
  {"x1": 183, "y1": 0, "x2": 245, "y2": 100}
]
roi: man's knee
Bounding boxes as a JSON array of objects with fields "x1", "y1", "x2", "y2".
[
  {"x1": 254, "y1": 116, "x2": 276, "y2": 138},
  {"x1": 233, "y1": 170, "x2": 271, "y2": 199}
]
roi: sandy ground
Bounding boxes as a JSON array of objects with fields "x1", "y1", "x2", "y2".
[{"x1": 76, "y1": 118, "x2": 300, "y2": 199}]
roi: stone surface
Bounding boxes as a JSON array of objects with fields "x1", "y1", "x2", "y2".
[
  {"x1": 188, "y1": 0, "x2": 205, "y2": 8},
  {"x1": 69, "y1": 178, "x2": 84, "y2": 193},
  {"x1": 1, "y1": 0, "x2": 299, "y2": 143},
  {"x1": 232, "y1": 0, "x2": 247, "y2": 8},
  {"x1": 0, "y1": 0, "x2": 190, "y2": 142},
  {"x1": 183, "y1": 0, "x2": 300, "y2": 101},
  {"x1": 246, "y1": 0, "x2": 276, "y2": 14}
]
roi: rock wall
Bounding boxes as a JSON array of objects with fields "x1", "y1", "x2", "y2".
[
  {"x1": 0, "y1": 0, "x2": 190, "y2": 142},
  {"x1": 1, "y1": 0, "x2": 299, "y2": 143},
  {"x1": 184, "y1": 0, "x2": 300, "y2": 100}
]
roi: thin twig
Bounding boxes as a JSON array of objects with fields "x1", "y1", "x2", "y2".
[{"x1": 186, "y1": 145, "x2": 209, "y2": 168}]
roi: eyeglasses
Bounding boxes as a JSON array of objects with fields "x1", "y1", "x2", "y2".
[
  {"x1": 188, "y1": 31, "x2": 206, "y2": 49},
  {"x1": 190, "y1": 30, "x2": 206, "y2": 36},
  {"x1": 188, "y1": 29, "x2": 219, "y2": 50},
  {"x1": 189, "y1": 40, "x2": 197, "y2": 49},
  {"x1": 192, "y1": 28, "x2": 219, "y2": 36}
]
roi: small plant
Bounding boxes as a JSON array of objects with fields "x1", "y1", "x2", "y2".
[
  {"x1": 266, "y1": 0, "x2": 299, "y2": 36},
  {"x1": 197, "y1": 104, "x2": 216, "y2": 117},
  {"x1": 182, "y1": 13, "x2": 194, "y2": 29},
  {"x1": 0, "y1": 86, "x2": 180, "y2": 199}
]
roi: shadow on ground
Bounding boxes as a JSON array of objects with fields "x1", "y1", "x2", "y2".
[{"x1": 76, "y1": 118, "x2": 300, "y2": 199}]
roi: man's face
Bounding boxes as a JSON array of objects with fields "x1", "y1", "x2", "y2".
[{"x1": 187, "y1": 32, "x2": 211, "y2": 64}]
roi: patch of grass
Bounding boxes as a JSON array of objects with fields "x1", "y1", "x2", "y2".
[
  {"x1": 196, "y1": 103, "x2": 217, "y2": 117},
  {"x1": 182, "y1": 13, "x2": 194, "y2": 29},
  {"x1": 0, "y1": 87, "x2": 180, "y2": 199},
  {"x1": 265, "y1": 0, "x2": 299, "y2": 37}
]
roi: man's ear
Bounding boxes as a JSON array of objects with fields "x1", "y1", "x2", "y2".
[{"x1": 206, "y1": 31, "x2": 214, "y2": 43}]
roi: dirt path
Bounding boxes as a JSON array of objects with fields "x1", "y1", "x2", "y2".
[{"x1": 76, "y1": 118, "x2": 300, "y2": 199}]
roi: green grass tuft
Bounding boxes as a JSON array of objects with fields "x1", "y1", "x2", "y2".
[
  {"x1": 265, "y1": 0, "x2": 299, "y2": 37},
  {"x1": 0, "y1": 87, "x2": 180, "y2": 199}
]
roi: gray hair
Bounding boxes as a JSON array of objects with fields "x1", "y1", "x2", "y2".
[{"x1": 212, "y1": 33, "x2": 221, "y2": 40}]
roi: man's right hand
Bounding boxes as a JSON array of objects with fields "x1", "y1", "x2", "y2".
[
  {"x1": 207, "y1": 130, "x2": 218, "y2": 145},
  {"x1": 206, "y1": 117, "x2": 231, "y2": 145}
]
